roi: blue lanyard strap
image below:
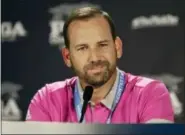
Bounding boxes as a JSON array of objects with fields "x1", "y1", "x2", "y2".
[{"x1": 74, "y1": 70, "x2": 125, "y2": 124}]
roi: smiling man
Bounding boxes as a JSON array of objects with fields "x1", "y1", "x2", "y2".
[{"x1": 26, "y1": 7, "x2": 174, "y2": 123}]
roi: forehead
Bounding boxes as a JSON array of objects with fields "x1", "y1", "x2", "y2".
[
  {"x1": 67, "y1": 16, "x2": 112, "y2": 45},
  {"x1": 68, "y1": 15, "x2": 110, "y2": 28}
]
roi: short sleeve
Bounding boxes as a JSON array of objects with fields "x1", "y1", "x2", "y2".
[
  {"x1": 26, "y1": 86, "x2": 51, "y2": 121},
  {"x1": 138, "y1": 81, "x2": 174, "y2": 123}
]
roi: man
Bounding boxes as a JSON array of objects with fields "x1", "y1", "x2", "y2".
[{"x1": 26, "y1": 7, "x2": 174, "y2": 123}]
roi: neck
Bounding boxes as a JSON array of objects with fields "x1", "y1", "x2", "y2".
[{"x1": 80, "y1": 69, "x2": 117, "y2": 104}]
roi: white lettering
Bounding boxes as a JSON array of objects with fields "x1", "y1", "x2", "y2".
[
  {"x1": 48, "y1": 2, "x2": 100, "y2": 48},
  {"x1": 1, "y1": 22, "x2": 12, "y2": 38},
  {"x1": 13, "y1": 21, "x2": 27, "y2": 37},
  {"x1": 1, "y1": 21, "x2": 27, "y2": 42},
  {"x1": 131, "y1": 14, "x2": 179, "y2": 29},
  {"x1": 1, "y1": 81, "x2": 23, "y2": 120},
  {"x1": 170, "y1": 92, "x2": 183, "y2": 115},
  {"x1": 2, "y1": 99, "x2": 22, "y2": 120},
  {"x1": 49, "y1": 20, "x2": 65, "y2": 47}
]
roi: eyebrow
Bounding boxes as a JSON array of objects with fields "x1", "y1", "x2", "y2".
[
  {"x1": 74, "y1": 39, "x2": 110, "y2": 49},
  {"x1": 74, "y1": 43, "x2": 87, "y2": 49},
  {"x1": 97, "y1": 39, "x2": 110, "y2": 44}
]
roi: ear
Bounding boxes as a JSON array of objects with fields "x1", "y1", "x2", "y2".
[
  {"x1": 61, "y1": 47, "x2": 72, "y2": 67},
  {"x1": 114, "y1": 36, "x2": 123, "y2": 59}
]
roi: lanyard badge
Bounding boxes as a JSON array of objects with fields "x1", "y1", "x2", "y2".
[{"x1": 74, "y1": 70, "x2": 125, "y2": 123}]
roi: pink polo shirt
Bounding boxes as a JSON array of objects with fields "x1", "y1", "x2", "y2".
[{"x1": 26, "y1": 71, "x2": 174, "y2": 123}]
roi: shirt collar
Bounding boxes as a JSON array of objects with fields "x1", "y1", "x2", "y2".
[{"x1": 76, "y1": 68, "x2": 120, "y2": 110}]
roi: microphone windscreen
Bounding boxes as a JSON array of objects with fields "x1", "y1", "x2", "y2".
[{"x1": 83, "y1": 86, "x2": 93, "y2": 101}]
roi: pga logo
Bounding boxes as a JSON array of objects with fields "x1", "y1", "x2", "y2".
[
  {"x1": 1, "y1": 81, "x2": 23, "y2": 120},
  {"x1": 48, "y1": 2, "x2": 100, "y2": 48},
  {"x1": 1, "y1": 21, "x2": 27, "y2": 42}
]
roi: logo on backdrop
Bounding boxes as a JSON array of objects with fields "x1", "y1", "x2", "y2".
[
  {"x1": 143, "y1": 73, "x2": 184, "y2": 117},
  {"x1": 48, "y1": 2, "x2": 100, "y2": 48},
  {"x1": 1, "y1": 81, "x2": 23, "y2": 121},
  {"x1": 1, "y1": 21, "x2": 27, "y2": 42},
  {"x1": 131, "y1": 14, "x2": 179, "y2": 29}
]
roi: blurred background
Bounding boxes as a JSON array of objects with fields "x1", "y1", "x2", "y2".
[{"x1": 1, "y1": 0, "x2": 184, "y2": 123}]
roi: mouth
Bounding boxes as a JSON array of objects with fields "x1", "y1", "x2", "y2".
[{"x1": 87, "y1": 66, "x2": 105, "y2": 74}]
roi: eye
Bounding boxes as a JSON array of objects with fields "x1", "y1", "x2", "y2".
[
  {"x1": 99, "y1": 43, "x2": 108, "y2": 47},
  {"x1": 77, "y1": 46, "x2": 88, "y2": 51}
]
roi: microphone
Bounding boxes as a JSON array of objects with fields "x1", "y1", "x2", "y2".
[{"x1": 79, "y1": 86, "x2": 93, "y2": 123}]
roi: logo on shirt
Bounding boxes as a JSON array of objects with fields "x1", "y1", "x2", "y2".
[{"x1": 48, "y1": 2, "x2": 100, "y2": 48}]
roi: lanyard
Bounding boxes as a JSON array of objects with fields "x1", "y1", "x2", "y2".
[{"x1": 74, "y1": 70, "x2": 125, "y2": 124}]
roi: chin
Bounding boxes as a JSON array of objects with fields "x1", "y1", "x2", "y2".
[
  {"x1": 90, "y1": 82, "x2": 105, "y2": 88},
  {"x1": 87, "y1": 78, "x2": 108, "y2": 87}
]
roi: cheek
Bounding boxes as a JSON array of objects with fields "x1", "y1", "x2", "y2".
[
  {"x1": 70, "y1": 55, "x2": 85, "y2": 70},
  {"x1": 105, "y1": 48, "x2": 117, "y2": 61}
]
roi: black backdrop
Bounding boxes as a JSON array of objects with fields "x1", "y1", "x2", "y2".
[{"x1": 1, "y1": 0, "x2": 184, "y2": 123}]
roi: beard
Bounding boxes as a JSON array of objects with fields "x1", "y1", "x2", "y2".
[{"x1": 71, "y1": 59, "x2": 117, "y2": 88}]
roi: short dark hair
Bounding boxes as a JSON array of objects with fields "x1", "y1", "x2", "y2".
[{"x1": 63, "y1": 7, "x2": 116, "y2": 48}]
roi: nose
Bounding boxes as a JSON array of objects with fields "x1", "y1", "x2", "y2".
[{"x1": 88, "y1": 48, "x2": 100, "y2": 62}]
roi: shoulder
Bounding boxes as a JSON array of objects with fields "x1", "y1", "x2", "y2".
[
  {"x1": 31, "y1": 77, "x2": 77, "y2": 104},
  {"x1": 117, "y1": 70, "x2": 173, "y2": 123},
  {"x1": 124, "y1": 72, "x2": 169, "y2": 96},
  {"x1": 26, "y1": 77, "x2": 77, "y2": 121}
]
